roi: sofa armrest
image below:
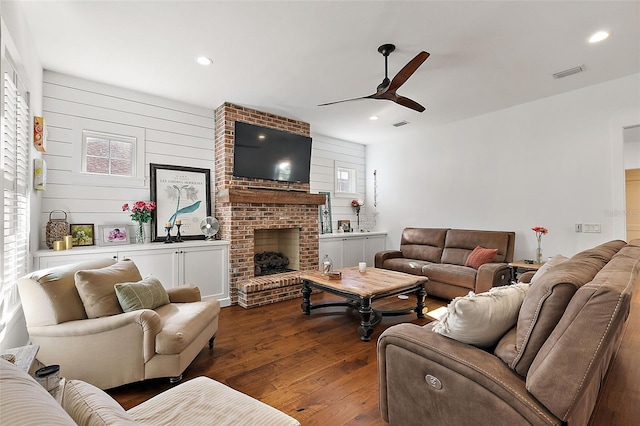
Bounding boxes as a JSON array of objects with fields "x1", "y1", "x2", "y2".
[
  {"x1": 475, "y1": 263, "x2": 511, "y2": 293},
  {"x1": 378, "y1": 323, "x2": 559, "y2": 425},
  {"x1": 28, "y1": 310, "x2": 162, "y2": 364},
  {"x1": 167, "y1": 286, "x2": 202, "y2": 303},
  {"x1": 518, "y1": 271, "x2": 535, "y2": 283},
  {"x1": 375, "y1": 250, "x2": 403, "y2": 268}
]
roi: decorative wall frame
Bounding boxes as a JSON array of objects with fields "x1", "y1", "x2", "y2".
[
  {"x1": 150, "y1": 163, "x2": 211, "y2": 242},
  {"x1": 98, "y1": 225, "x2": 129, "y2": 246},
  {"x1": 70, "y1": 224, "x2": 94, "y2": 247},
  {"x1": 319, "y1": 191, "x2": 333, "y2": 234}
]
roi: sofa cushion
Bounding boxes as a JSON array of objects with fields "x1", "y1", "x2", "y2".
[
  {"x1": 399, "y1": 228, "x2": 449, "y2": 263},
  {"x1": 115, "y1": 276, "x2": 170, "y2": 312},
  {"x1": 421, "y1": 263, "x2": 476, "y2": 289},
  {"x1": 74, "y1": 260, "x2": 142, "y2": 319},
  {"x1": 441, "y1": 229, "x2": 510, "y2": 265},
  {"x1": 465, "y1": 246, "x2": 498, "y2": 269},
  {"x1": 155, "y1": 299, "x2": 221, "y2": 355},
  {"x1": 0, "y1": 359, "x2": 76, "y2": 425},
  {"x1": 62, "y1": 379, "x2": 137, "y2": 426},
  {"x1": 381, "y1": 258, "x2": 429, "y2": 276},
  {"x1": 494, "y1": 239, "x2": 626, "y2": 376},
  {"x1": 127, "y1": 376, "x2": 300, "y2": 425},
  {"x1": 433, "y1": 284, "x2": 530, "y2": 348}
]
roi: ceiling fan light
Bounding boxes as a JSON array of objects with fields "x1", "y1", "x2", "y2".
[{"x1": 588, "y1": 31, "x2": 610, "y2": 43}]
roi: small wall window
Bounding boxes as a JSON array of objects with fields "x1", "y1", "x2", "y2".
[
  {"x1": 336, "y1": 166, "x2": 357, "y2": 194},
  {"x1": 82, "y1": 131, "x2": 136, "y2": 176}
]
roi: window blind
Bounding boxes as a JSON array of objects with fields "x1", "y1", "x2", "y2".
[{"x1": 1, "y1": 69, "x2": 29, "y2": 331}]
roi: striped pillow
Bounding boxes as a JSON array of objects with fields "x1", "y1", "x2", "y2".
[{"x1": 114, "y1": 276, "x2": 170, "y2": 312}]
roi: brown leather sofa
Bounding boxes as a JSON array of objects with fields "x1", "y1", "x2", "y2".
[
  {"x1": 378, "y1": 239, "x2": 640, "y2": 425},
  {"x1": 375, "y1": 228, "x2": 515, "y2": 299}
]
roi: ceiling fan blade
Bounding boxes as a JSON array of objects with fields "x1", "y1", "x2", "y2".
[
  {"x1": 387, "y1": 51, "x2": 430, "y2": 92},
  {"x1": 318, "y1": 95, "x2": 371, "y2": 107},
  {"x1": 394, "y1": 95, "x2": 426, "y2": 113}
]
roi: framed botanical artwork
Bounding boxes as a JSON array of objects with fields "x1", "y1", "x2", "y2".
[
  {"x1": 319, "y1": 191, "x2": 332, "y2": 234},
  {"x1": 150, "y1": 163, "x2": 211, "y2": 242},
  {"x1": 98, "y1": 225, "x2": 130, "y2": 246},
  {"x1": 337, "y1": 219, "x2": 351, "y2": 232},
  {"x1": 70, "y1": 224, "x2": 95, "y2": 247}
]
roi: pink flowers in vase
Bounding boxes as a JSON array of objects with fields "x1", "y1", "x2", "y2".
[
  {"x1": 351, "y1": 199, "x2": 364, "y2": 214},
  {"x1": 122, "y1": 201, "x2": 156, "y2": 224},
  {"x1": 531, "y1": 226, "x2": 548, "y2": 263}
]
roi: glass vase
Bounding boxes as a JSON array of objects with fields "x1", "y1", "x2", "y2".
[
  {"x1": 536, "y1": 246, "x2": 543, "y2": 264},
  {"x1": 135, "y1": 222, "x2": 145, "y2": 244}
]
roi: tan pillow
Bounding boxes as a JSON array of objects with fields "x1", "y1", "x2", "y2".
[
  {"x1": 62, "y1": 379, "x2": 137, "y2": 426},
  {"x1": 74, "y1": 260, "x2": 142, "y2": 319},
  {"x1": 433, "y1": 284, "x2": 530, "y2": 348},
  {"x1": 115, "y1": 276, "x2": 170, "y2": 312}
]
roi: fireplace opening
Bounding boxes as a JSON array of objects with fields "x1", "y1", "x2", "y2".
[{"x1": 254, "y1": 228, "x2": 300, "y2": 277}]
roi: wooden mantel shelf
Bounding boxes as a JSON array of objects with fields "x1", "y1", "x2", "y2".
[{"x1": 217, "y1": 188, "x2": 326, "y2": 205}]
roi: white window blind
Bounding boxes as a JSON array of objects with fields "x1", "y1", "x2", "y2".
[{"x1": 1, "y1": 69, "x2": 30, "y2": 332}]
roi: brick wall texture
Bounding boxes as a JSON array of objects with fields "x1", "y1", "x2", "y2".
[{"x1": 214, "y1": 103, "x2": 319, "y2": 307}]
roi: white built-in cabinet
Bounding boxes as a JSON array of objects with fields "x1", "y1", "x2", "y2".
[
  {"x1": 318, "y1": 232, "x2": 387, "y2": 269},
  {"x1": 33, "y1": 241, "x2": 230, "y2": 307}
]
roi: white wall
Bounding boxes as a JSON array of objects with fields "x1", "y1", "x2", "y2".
[
  {"x1": 40, "y1": 71, "x2": 216, "y2": 248},
  {"x1": 309, "y1": 134, "x2": 366, "y2": 231},
  {"x1": 367, "y1": 74, "x2": 640, "y2": 260},
  {"x1": 624, "y1": 126, "x2": 640, "y2": 169}
]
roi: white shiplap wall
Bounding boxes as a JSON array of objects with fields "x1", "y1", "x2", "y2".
[
  {"x1": 39, "y1": 72, "x2": 368, "y2": 248},
  {"x1": 309, "y1": 134, "x2": 367, "y2": 231},
  {"x1": 40, "y1": 71, "x2": 215, "y2": 249}
]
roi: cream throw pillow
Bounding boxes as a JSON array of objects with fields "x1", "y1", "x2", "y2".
[
  {"x1": 433, "y1": 284, "x2": 530, "y2": 348},
  {"x1": 529, "y1": 254, "x2": 568, "y2": 284},
  {"x1": 74, "y1": 260, "x2": 142, "y2": 318},
  {"x1": 115, "y1": 276, "x2": 170, "y2": 312},
  {"x1": 62, "y1": 379, "x2": 137, "y2": 426}
]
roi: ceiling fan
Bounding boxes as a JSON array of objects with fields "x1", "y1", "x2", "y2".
[{"x1": 319, "y1": 44, "x2": 430, "y2": 113}]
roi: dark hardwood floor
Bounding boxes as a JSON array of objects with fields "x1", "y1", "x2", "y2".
[{"x1": 108, "y1": 289, "x2": 639, "y2": 425}]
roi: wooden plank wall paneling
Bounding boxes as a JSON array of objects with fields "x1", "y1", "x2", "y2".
[{"x1": 39, "y1": 72, "x2": 366, "y2": 249}]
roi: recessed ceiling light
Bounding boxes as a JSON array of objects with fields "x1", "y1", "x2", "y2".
[
  {"x1": 196, "y1": 56, "x2": 213, "y2": 66},
  {"x1": 369, "y1": 115, "x2": 379, "y2": 121},
  {"x1": 589, "y1": 31, "x2": 610, "y2": 43}
]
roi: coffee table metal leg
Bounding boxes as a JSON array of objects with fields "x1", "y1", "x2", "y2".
[
  {"x1": 358, "y1": 297, "x2": 375, "y2": 341},
  {"x1": 301, "y1": 280, "x2": 312, "y2": 315},
  {"x1": 415, "y1": 285, "x2": 426, "y2": 318}
]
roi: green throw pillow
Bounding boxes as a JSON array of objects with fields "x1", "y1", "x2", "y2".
[{"x1": 114, "y1": 276, "x2": 170, "y2": 312}]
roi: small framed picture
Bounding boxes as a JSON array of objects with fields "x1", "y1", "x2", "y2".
[
  {"x1": 337, "y1": 219, "x2": 351, "y2": 232},
  {"x1": 70, "y1": 224, "x2": 95, "y2": 247},
  {"x1": 98, "y1": 225, "x2": 130, "y2": 246}
]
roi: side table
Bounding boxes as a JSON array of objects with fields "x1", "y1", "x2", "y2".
[
  {"x1": 1, "y1": 344, "x2": 39, "y2": 374},
  {"x1": 509, "y1": 260, "x2": 544, "y2": 283}
]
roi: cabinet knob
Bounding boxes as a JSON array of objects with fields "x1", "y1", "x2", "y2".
[{"x1": 112, "y1": 256, "x2": 117, "y2": 260}]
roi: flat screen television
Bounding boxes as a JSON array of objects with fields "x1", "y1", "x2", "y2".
[{"x1": 233, "y1": 121, "x2": 312, "y2": 184}]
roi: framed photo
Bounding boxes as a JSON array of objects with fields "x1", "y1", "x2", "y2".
[
  {"x1": 70, "y1": 224, "x2": 95, "y2": 247},
  {"x1": 337, "y1": 219, "x2": 351, "y2": 232},
  {"x1": 150, "y1": 163, "x2": 211, "y2": 242},
  {"x1": 98, "y1": 225, "x2": 130, "y2": 246},
  {"x1": 319, "y1": 191, "x2": 332, "y2": 234}
]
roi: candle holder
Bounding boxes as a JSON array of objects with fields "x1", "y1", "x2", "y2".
[
  {"x1": 164, "y1": 226, "x2": 174, "y2": 244},
  {"x1": 175, "y1": 224, "x2": 183, "y2": 242}
]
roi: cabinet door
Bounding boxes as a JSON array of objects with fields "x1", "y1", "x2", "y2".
[
  {"x1": 364, "y1": 235, "x2": 386, "y2": 267},
  {"x1": 319, "y1": 239, "x2": 343, "y2": 270},
  {"x1": 118, "y1": 249, "x2": 176, "y2": 289},
  {"x1": 179, "y1": 245, "x2": 228, "y2": 301},
  {"x1": 342, "y1": 237, "x2": 365, "y2": 268}
]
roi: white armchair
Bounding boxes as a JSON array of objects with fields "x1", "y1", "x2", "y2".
[{"x1": 18, "y1": 258, "x2": 219, "y2": 389}]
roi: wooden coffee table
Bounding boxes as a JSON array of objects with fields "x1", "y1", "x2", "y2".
[{"x1": 300, "y1": 267, "x2": 428, "y2": 341}]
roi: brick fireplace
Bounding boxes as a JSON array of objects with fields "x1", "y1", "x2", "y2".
[{"x1": 214, "y1": 103, "x2": 324, "y2": 308}]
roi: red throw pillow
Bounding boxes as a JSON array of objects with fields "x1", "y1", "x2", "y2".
[{"x1": 465, "y1": 246, "x2": 498, "y2": 269}]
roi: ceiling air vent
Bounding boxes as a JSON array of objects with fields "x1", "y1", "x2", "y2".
[
  {"x1": 553, "y1": 65, "x2": 584, "y2": 79},
  {"x1": 393, "y1": 121, "x2": 409, "y2": 127}
]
